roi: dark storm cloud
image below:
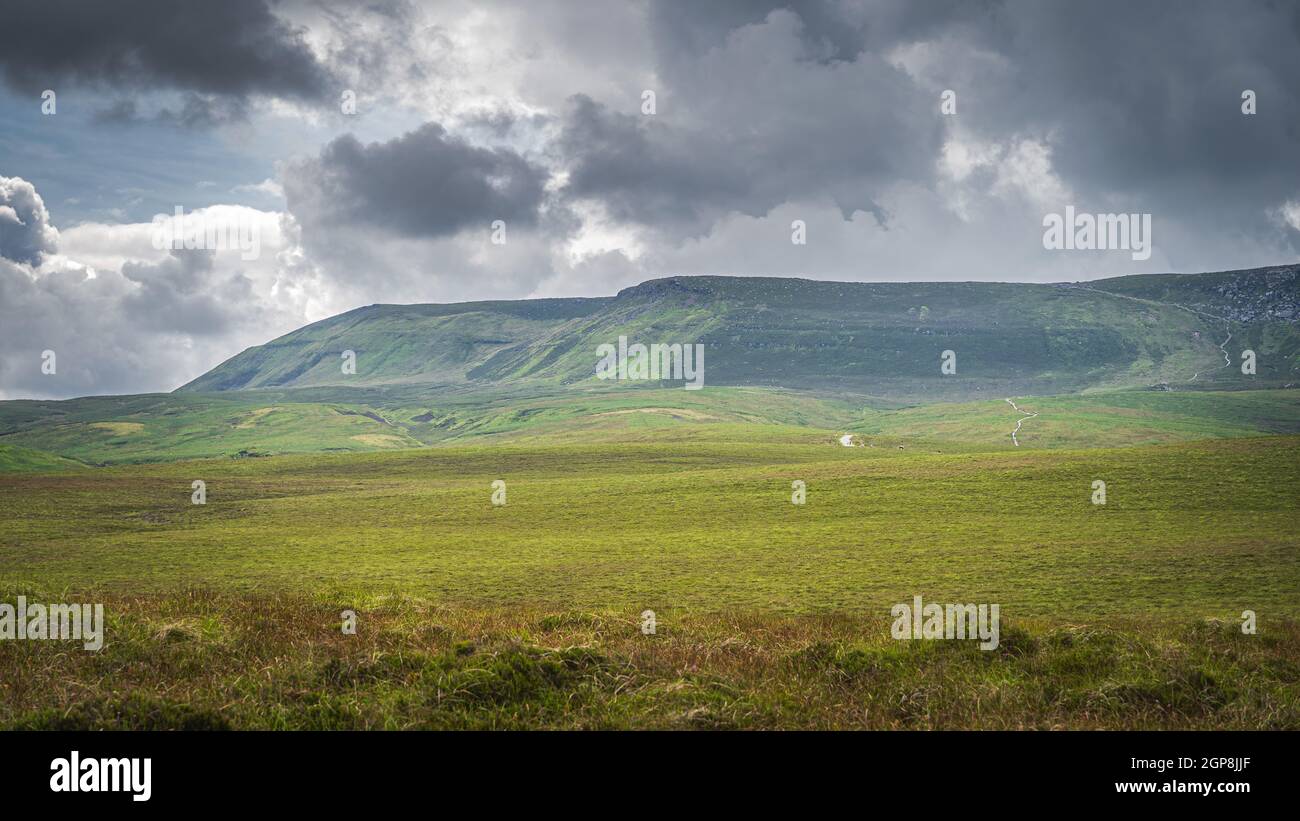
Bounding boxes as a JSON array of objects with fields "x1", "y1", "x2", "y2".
[
  {"x1": 559, "y1": 7, "x2": 942, "y2": 232},
  {"x1": 906, "y1": 0, "x2": 1300, "y2": 256},
  {"x1": 285, "y1": 123, "x2": 550, "y2": 238},
  {"x1": 558, "y1": 95, "x2": 754, "y2": 230},
  {"x1": 645, "y1": 0, "x2": 867, "y2": 65},
  {"x1": 642, "y1": 0, "x2": 989, "y2": 74},
  {"x1": 315, "y1": 0, "x2": 430, "y2": 86},
  {"x1": 0, "y1": 0, "x2": 332, "y2": 102},
  {"x1": 557, "y1": 0, "x2": 1299, "y2": 257},
  {"x1": 950, "y1": 0, "x2": 1300, "y2": 177}
]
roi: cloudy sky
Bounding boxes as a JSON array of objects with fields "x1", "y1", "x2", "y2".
[{"x1": 1, "y1": 0, "x2": 1298, "y2": 399}]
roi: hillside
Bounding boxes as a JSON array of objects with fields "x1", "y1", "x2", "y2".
[
  {"x1": 3, "y1": 266, "x2": 1298, "y2": 466},
  {"x1": 178, "y1": 298, "x2": 607, "y2": 392},
  {"x1": 179, "y1": 265, "x2": 1300, "y2": 399}
]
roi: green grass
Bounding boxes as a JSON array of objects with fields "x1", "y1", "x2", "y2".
[
  {"x1": 3, "y1": 386, "x2": 1297, "y2": 466},
  {"x1": 3, "y1": 432, "x2": 1296, "y2": 618},
  {"x1": 2, "y1": 392, "x2": 1296, "y2": 729},
  {"x1": 855, "y1": 389, "x2": 1300, "y2": 448},
  {"x1": 0, "y1": 393, "x2": 423, "y2": 465},
  {"x1": 0, "y1": 444, "x2": 84, "y2": 473}
]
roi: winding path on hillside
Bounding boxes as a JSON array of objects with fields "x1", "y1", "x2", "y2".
[
  {"x1": 1004, "y1": 398, "x2": 1038, "y2": 447},
  {"x1": 1191, "y1": 323, "x2": 1232, "y2": 382},
  {"x1": 1063, "y1": 283, "x2": 1235, "y2": 388}
]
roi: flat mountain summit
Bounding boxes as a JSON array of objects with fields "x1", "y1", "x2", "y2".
[{"x1": 181, "y1": 265, "x2": 1300, "y2": 400}]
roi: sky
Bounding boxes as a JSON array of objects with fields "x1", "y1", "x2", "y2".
[{"x1": 1, "y1": 0, "x2": 1298, "y2": 399}]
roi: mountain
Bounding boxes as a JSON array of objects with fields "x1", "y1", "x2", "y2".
[
  {"x1": 5, "y1": 265, "x2": 1298, "y2": 467},
  {"x1": 181, "y1": 265, "x2": 1300, "y2": 400}
]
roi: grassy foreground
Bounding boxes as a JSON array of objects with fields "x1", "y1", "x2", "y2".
[
  {"x1": 1, "y1": 589, "x2": 1296, "y2": 730},
  {"x1": 2, "y1": 402, "x2": 1297, "y2": 729}
]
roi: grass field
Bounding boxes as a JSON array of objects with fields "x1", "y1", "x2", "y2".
[
  {"x1": 3, "y1": 433, "x2": 1298, "y2": 614},
  {"x1": 2, "y1": 386, "x2": 1297, "y2": 466},
  {"x1": 1, "y1": 390, "x2": 1297, "y2": 729},
  {"x1": 856, "y1": 389, "x2": 1300, "y2": 448}
]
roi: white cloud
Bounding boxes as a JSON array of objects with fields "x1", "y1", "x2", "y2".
[
  {"x1": 0, "y1": 183, "x2": 324, "y2": 398},
  {"x1": 1278, "y1": 200, "x2": 1300, "y2": 233},
  {"x1": 233, "y1": 178, "x2": 285, "y2": 198},
  {"x1": 0, "y1": 176, "x2": 60, "y2": 265}
]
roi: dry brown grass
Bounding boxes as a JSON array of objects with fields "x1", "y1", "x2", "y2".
[{"x1": 2, "y1": 588, "x2": 1297, "y2": 730}]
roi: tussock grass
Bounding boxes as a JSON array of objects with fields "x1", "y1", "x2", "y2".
[{"x1": 2, "y1": 588, "x2": 1296, "y2": 730}]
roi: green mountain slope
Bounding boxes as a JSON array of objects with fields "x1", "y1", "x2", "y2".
[
  {"x1": 4, "y1": 266, "x2": 1299, "y2": 467},
  {"x1": 0, "y1": 444, "x2": 84, "y2": 472},
  {"x1": 180, "y1": 266, "x2": 1300, "y2": 399},
  {"x1": 180, "y1": 298, "x2": 606, "y2": 392},
  {"x1": 0, "y1": 393, "x2": 421, "y2": 466}
]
